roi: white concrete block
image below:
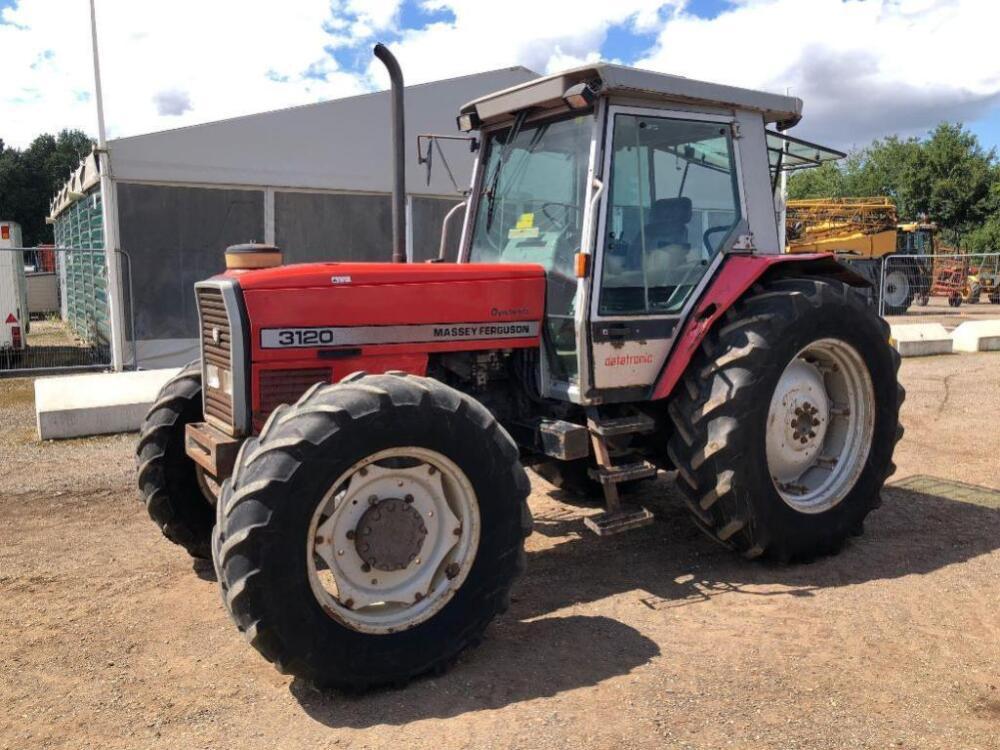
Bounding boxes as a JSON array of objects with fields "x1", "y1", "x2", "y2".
[
  {"x1": 889, "y1": 323, "x2": 954, "y2": 357},
  {"x1": 951, "y1": 319, "x2": 1000, "y2": 353},
  {"x1": 35, "y1": 368, "x2": 182, "y2": 440}
]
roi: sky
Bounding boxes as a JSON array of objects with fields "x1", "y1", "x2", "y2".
[{"x1": 2, "y1": 0, "x2": 999, "y2": 154}]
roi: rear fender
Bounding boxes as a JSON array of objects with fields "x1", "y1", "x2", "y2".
[{"x1": 649, "y1": 253, "x2": 865, "y2": 401}]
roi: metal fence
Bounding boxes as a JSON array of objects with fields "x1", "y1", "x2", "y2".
[
  {"x1": 0, "y1": 246, "x2": 132, "y2": 376},
  {"x1": 878, "y1": 252, "x2": 1000, "y2": 317}
]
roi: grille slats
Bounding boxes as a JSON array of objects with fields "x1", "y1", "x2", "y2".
[
  {"x1": 196, "y1": 286, "x2": 235, "y2": 430},
  {"x1": 258, "y1": 368, "x2": 330, "y2": 417}
]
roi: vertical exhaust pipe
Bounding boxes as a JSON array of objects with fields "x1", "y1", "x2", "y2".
[{"x1": 374, "y1": 43, "x2": 407, "y2": 263}]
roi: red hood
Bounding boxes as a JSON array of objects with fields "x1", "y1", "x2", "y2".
[{"x1": 222, "y1": 261, "x2": 545, "y2": 290}]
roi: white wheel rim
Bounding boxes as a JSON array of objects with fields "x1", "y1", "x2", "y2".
[
  {"x1": 765, "y1": 338, "x2": 875, "y2": 514},
  {"x1": 883, "y1": 270, "x2": 910, "y2": 307},
  {"x1": 306, "y1": 447, "x2": 481, "y2": 634}
]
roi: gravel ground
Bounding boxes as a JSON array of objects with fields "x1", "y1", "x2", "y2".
[{"x1": 1, "y1": 352, "x2": 999, "y2": 750}]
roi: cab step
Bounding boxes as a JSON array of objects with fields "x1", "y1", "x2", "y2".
[
  {"x1": 584, "y1": 505, "x2": 655, "y2": 536},
  {"x1": 587, "y1": 412, "x2": 656, "y2": 438},
  {"x1": 588, "y1": 460, "x2": 658, "y2": 484}
]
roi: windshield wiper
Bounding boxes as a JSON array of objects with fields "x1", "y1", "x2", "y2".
[{"x1": 484, "y1": 110, "x2": 528, "y2": 231}]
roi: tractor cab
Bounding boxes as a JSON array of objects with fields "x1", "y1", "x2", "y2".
[{"x1": 454, "y1": 64, "x2": 801, "y2": 403}]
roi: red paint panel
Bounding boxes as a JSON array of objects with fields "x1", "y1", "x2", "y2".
[
  {"x1": 231, "y1": 261, "x2": 545, "y2": 290},
  {"x1": 243, "y1": 275, "x2": 546, "y2": 362},
  {"x1": 649, "y1": 253, "x2": 831, "y2": 401}
]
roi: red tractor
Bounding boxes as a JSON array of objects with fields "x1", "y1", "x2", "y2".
[{"x1": 137, "y1": 46, "x2": 903, "y2": 689}]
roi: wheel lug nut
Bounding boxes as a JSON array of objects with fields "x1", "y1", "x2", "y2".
[
  {"x1": 445, "y1": 563, "x2": 460, "y2": 579},
  {"x1": 368, "y1": 495, "x2": 378, "y2": 505},
  {"x1": 346, "y1": 530, "x2": 355, "y2": 540},
  {"x1": 405, "y1": 494, "x2": 414, "y2": 503},
  {"x1": 800, "y1": 437, "x2": 808, "y2": 444},
  {"x1": 361, "y1": 563, "x2": 371, "y2": 572}
]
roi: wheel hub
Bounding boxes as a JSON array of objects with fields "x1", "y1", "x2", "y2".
[
  {"x1": 768, "y1": 360, "x2": 830, "y2": 483},
  {"x1": 354, "y1": 497, "x2": 428, "y2": 571}
]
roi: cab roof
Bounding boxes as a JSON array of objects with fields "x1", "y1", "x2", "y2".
[{"x1": 460, "y1": 62, "x2": 803, "y2": 131}]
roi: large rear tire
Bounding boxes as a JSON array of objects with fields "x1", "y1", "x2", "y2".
[
  {"x1": 667, "y1": 277, "x2": 904, "y2": 561},
  {"x1": 136, "y1": 362, "x2": 215, "y2": 559},
  {"x1": 214, "y1": 372, "x2": 532, "y2": 689}
]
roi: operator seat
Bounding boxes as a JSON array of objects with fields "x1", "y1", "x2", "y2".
[{"x1": 642, "y1": 196, "x2": 692, "y2": 250}]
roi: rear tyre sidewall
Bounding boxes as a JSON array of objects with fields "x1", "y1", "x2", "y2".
[{"x1": 732, "y1": 296, "x2": 897, "y2": 557}]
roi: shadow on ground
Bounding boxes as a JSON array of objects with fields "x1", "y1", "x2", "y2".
[
  {"x1": 286, "y1": 474, "x2": 1000, "y2": 726},
  {"x1": 292, "y1": 613, "x2": 659, "y2": 727},
  {"x1": 518, "y1": 475, "x2": 1000, "y2": 619}
]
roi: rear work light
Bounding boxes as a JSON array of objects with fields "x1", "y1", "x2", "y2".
[{"x1": 11, "y1": 326, "x2": 22, "y2": 349}]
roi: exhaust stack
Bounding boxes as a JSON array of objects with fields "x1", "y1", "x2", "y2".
[{"x1": 374, "y1": 43, "x2": 407, "y2": 264}]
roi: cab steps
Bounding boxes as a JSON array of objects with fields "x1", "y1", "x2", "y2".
[{"x1": 583, "y1": 408, "x2": 657, "y2": 537}]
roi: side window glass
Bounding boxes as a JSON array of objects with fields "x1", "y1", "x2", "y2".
[{"x1": 599, "y1": 114, "x2": 741, "y2": 316}]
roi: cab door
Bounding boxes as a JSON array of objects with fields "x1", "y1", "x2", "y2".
[{"x1": 589, "y1": 107, "x2": 745, "y2": 392}]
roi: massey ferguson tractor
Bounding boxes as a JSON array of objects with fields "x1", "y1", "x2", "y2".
[{"x1": 137, "y1": 46, "x2": 903, "y2": 689}]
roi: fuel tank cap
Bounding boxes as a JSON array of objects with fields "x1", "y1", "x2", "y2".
[{"x1": 225, "y1": 243, "x2": 282, "y2": 270}]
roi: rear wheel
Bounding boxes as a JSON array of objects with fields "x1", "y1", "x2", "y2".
[
  {"x1": 214, "y1": 372, "x2": 531, "y2": 689},
  {"x1": 881, "y1": 266, "x2": 914, "y2": 314},
  {"x1": 667, "y1": 277, "x2": 903, "y2": 561},
  {"x1": 136, "y1": 362, "x2": 216, "y2": 559}
]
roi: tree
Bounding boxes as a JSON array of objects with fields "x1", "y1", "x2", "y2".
[
  {"x1": 0, "y1": 130, "x2": 95, "y2": 247},
  {"x1": 788, "y1": 123, "x2": 999, "y2": 249}
]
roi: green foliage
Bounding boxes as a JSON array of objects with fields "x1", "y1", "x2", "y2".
[
  {"x1": 788, "y1": 123, "x2": 1000, "y2": 249},
  {"x1": 0, "y1": 130, "x2": 95, "y2": 247}
]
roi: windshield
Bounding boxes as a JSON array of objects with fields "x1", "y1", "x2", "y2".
[
  {"x1": 468, "y1": 114, "x2": 592, "y2": 272},
  {"x1": 467, "y1": 113, "x2": 593, "y2": 382}
]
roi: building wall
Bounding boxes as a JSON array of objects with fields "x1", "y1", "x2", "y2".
[{"x1": 114, "y1": 182, "x2": 467, "y2": 368}]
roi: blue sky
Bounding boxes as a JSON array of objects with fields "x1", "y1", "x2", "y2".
[{"x1": 2, "y1": 0, "x2": 998, "y2": 154}]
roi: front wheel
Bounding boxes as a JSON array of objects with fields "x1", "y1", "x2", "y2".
[
  {"x1": 214, "y1": 372, "x2": 532, "y2": 689},
  {"x1": 136, "y1": 362, "x2": 216, "y2": 559},
  {"x1": 667, "y1": 277, "x2": 904, "y2": 561}
]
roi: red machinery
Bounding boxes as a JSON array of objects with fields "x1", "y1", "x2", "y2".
[{"x1": 137, "y1": 47, "x2": 902, "y2": 689}]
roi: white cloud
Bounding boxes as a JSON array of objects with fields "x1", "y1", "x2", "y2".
[
  {"x1": 1, "y1": 0, "x2": 997, "y2": 154},
  {"x1": 635, "y1": 0, "x2": 1000, "y2": 148},
  {"x1": 0, "y1": 0, "x2": 368, "y2": 147}
]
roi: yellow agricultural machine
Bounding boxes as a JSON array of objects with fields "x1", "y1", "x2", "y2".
[{"x1": 786, "y1": 198, "x2": 935, "y2": 314}]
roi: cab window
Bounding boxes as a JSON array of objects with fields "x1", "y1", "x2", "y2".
[{"x1": 599, "y1": 114, "x2": 741, "y2": 316}]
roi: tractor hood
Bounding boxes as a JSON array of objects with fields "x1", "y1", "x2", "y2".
[
  {"x1": 229, "y1": 261, "x2": 545, "y2": 290},
  {"x1": 219, "y1": 261, "x2": 547, "y2": 374}
]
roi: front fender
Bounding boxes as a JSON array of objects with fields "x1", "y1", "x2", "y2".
[{"x1": 649, "y1": 253, "x2": 863, "y2": 401}]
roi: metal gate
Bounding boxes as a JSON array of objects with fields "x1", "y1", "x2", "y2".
[
  {"x1": 878, "y1": 252, "x2": 1000, "y2": 317},
  {"x1": 0, "y1": 245, "x2": 131, "y2": 375}
]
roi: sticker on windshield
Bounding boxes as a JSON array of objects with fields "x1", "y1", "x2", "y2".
[{"x1": 508, "y1": 227, "x2": 540, "y2": 239}]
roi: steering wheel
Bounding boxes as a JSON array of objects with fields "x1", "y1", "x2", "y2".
[
  {"x1": 541, "y1": 202, "x2": 581, "y2": 231},
  {"x1": 703, "y1": 225, "x2": 731, "y2": 252}
]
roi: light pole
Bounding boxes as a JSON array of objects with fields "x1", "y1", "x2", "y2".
[{"x1": 89, "y1": 0, "x2": 127, "y2": 371}]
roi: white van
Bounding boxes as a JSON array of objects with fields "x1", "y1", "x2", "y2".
[{"x1": 0, "y1": 220, "x2": 29, "y2": 359}]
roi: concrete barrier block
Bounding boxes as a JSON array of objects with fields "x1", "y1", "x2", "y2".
[
  {"x1": 35, "y1": 368, "x2": 182, "y2": 440},
  {"x1": 889, "y1": 323, "x2": 954, "y2": 357},
  {"x1": 951, "y1": 320, "x2": 1000, "y2": 353}
]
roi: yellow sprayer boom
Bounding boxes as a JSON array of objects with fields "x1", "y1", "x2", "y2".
[{"x1": 786, "y1": 197, "x2": 898, "y2": 257}]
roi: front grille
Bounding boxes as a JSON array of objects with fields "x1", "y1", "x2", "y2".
[
  {"x1": 197, "y1": 286, "x2": 234, "y2": 430},
  {"x1": 258, "y1": 368, "x2": 330, "y2": 426}
]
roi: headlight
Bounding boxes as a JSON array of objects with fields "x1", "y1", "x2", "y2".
[{"x1": 205, "y1": 363, "x2": 233, "y2": 396}]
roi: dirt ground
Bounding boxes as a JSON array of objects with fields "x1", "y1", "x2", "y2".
[
  {"x1": 23, "y1": 319, "x2": 83, "y2": 348},
  {"x1": 1, "y1": 352, "x2": 999, "y2": 750}
]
